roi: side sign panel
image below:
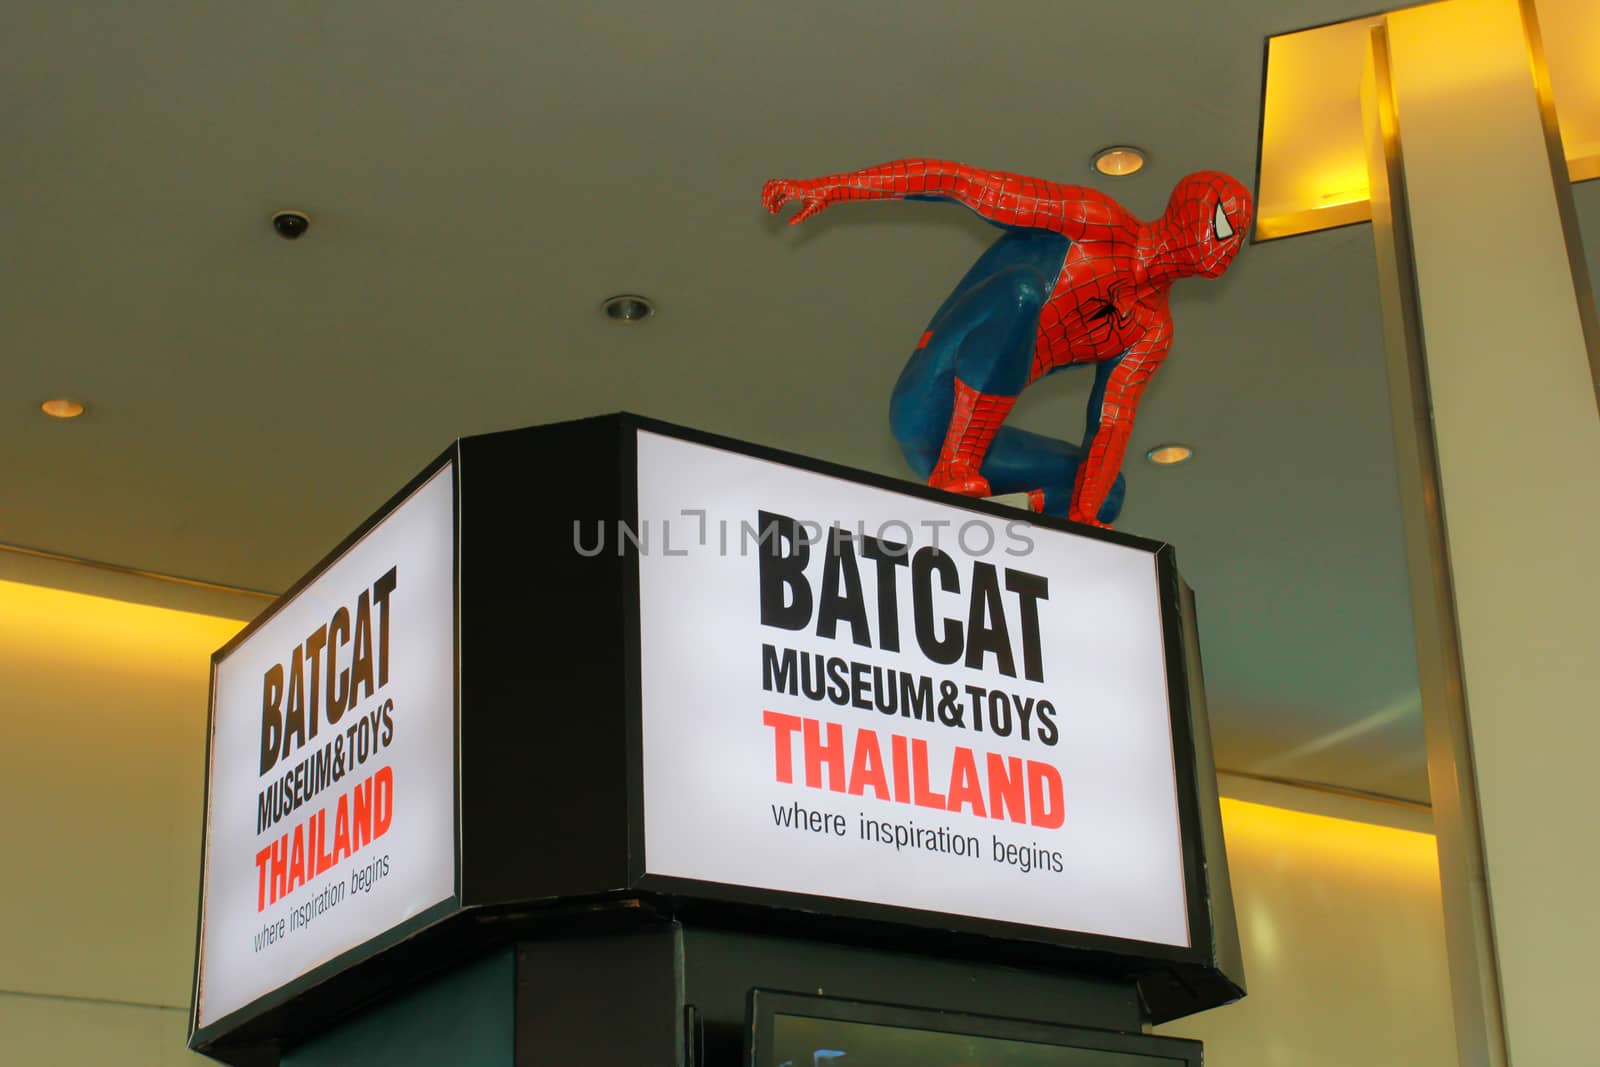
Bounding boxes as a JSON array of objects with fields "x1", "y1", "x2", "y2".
[{"x1": 198, "y1": 465, "x2": 456, "y2": 1028}]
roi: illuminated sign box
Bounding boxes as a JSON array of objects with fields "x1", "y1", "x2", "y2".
[
  {"x1": 191, "y1": 415, "x2": 1241, "y2": 1062},
  {"x1": 197, "y1": 463, "x2": 456, "y2": 1035}
]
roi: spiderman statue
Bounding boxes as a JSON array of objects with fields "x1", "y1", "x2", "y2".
[{"x1": 762, "y1": 159, "x2": 1252, "y2": 528}]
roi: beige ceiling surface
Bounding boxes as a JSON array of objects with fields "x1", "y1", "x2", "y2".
[{"x1": 5, "y1": 0, "x2": 1597, "y2": 804}]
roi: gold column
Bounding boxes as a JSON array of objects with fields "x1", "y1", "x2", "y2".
[{"x1": 1363, "y1": 1, "x2": 1600, "y2": 1063}]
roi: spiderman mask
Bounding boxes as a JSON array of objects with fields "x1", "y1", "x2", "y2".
[{"x1": 1159, "y1": 171, "x2": 1253, "y2": 279}]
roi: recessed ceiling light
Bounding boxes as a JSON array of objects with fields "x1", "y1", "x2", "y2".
[
  {"x1": 40, "y1": 398, "x2": 87, "y2": 420},
  {"x1": 1092, "y1": 146, "x2": 1146, "y2": 177},
  {"x1": 602, "y1": 294, "x2": 655, "y2": 322},
  {"x1": 1146, "y1": 444, "x2": 1192, "y2": 466}
]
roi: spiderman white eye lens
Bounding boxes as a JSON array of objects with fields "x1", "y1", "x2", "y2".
[{"x1": 1213, "y1": 201, "x2": 1235, "y2": 241}]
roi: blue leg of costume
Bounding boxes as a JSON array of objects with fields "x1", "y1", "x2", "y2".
[{"x1": 888, "y1": 231, "x2": 1126, "y2": 524}]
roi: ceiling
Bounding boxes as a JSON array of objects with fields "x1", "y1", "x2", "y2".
[
  {"x1": 1253, "y1": 0, "x2": 1600, "y2": 238},
  {"x1": 4, "y1": 0, "x2": 1597, "y2": 805}
]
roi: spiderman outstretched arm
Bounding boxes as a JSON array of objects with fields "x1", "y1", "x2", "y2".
[{"x1": 762, "y1": 158, "x2": 1127, "y2": 238}]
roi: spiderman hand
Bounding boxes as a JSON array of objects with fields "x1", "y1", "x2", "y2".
[{"x1": 762, "y1": 178, "x2": 835, "y2": 225}]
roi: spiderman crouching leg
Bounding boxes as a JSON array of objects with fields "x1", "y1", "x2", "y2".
[{"x1": 762, "y1": 159, "x2": 1252, "y2": 528}]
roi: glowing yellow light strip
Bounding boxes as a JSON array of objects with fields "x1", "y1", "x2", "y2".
[
  {"x1": 0, "y1": 578, "x2": 246, "y2": 669},
  {"x1": 1256, "y1": 3, "x2": 1599, "y2": 241}
]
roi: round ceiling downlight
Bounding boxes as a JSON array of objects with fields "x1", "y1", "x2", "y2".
[
  {"x1": 40, "y1": 398, "x2": 87, "y2": 420},
  {"x1": 1146, "y1": 444, "x2": 1193, "y2": 466},
  {"x1": 602, "y1": 295, "x2": 655, "y2": 322},
  {"x1": 1093, "y1": 146, "x2": 1146, "y2": 177}
]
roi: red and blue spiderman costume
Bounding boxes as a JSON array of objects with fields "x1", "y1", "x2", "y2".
[{"x1": 763, "y1": 159, "x2": 1252, "y2": 528}]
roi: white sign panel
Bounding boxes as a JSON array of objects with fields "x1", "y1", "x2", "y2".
[
  {"x1": 636, "y1": 433, "x2": 1188, "y2": 948},
  {"x1": 198, "y1": 465, "x2": 457, "y2": 1028}
]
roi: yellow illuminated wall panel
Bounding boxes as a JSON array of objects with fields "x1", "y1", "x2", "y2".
[
  {"x1": 1256, "y1": 0, "x2": 1600, "y2": 240},
  {"x1": 1159, "y1": 798, "x2": 1456, "y2": 1065},
  {"x1": 0, "y1": 578, "x2": 242, "y2": 1066}
]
